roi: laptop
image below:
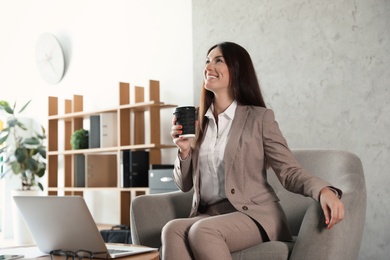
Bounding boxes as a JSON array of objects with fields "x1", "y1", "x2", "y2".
[{"x1": 13, "y1": 196, "x2": 157, "y2": 258}]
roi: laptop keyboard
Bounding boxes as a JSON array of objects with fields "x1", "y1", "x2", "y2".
[{"x1": 108, "y1": 249, "x2": 132, "y2": 254}]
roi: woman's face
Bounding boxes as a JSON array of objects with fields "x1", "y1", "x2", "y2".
[{"x1": 204, "y1": 47, "x2": 230, "y2": 94}]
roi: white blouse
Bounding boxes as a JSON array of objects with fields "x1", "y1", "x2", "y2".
[{"x1": 199, "y1": 101, "x2": 237, "y2": 205}]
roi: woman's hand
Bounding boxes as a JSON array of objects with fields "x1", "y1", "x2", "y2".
[
  {"x1": 319, "y1": 187, "x2": 345, "y2": 229},
  {"x1": 171, "y1": 116, "x2": 192, "y2": 160}
]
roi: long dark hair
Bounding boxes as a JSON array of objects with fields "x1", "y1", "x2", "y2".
[{"x1": 195, "y1": 42, "x2": 266, "y2": 147}]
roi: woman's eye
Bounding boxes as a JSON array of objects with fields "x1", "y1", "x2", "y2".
[
  {"x1": 216, "y1": 58, "x2": 223, "y2": 63},
  {"x1": 205, "y1": 59, "x2": 210, "y2": 64}
]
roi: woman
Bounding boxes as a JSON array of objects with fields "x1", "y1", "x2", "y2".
[{"x1": 162, "y1": 42, "x2": 344, "y2": 260}]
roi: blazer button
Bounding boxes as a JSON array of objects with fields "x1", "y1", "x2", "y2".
[
  {"x1": 242, "y1": 206, "x2": 248, "y2": 211},
  {"x1": 231, "y1": 189, "x2": 235, "y2": 194}
]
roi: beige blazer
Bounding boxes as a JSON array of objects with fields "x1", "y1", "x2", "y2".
[{"x1": 173, "y1": 105, "x2": 332, "y2": 241}]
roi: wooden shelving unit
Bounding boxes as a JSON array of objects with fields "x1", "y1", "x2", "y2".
[{"x1": 47, "y1": 80, "x2": 176, "y2": 226}]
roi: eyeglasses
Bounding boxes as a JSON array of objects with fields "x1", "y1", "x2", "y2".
[{"x1": 49, "y1": 249, "x2": 109, "y2": 260}]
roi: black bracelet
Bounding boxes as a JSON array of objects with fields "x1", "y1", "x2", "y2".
[{"x1": 328, "y1": 187, "x2": 341, "y2": 199}]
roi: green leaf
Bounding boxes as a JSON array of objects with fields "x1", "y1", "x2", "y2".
[
  {"x1": 0, "y1": 145, "x2": 7, "y2": 153},
  {"x1": 0, "y1": 100, "x2": 14, "y2": 114},
  {"x1": 15, "y1": 148, "x2": 27, "y2": 163},
  {"x1": 0, "y1": 126, "x2": 10, "y2": 134},
  {"x1": 16, "y1": 121, "x2": 27, "y2": 131},
  {"x1": 24, "y1": 137, "x2": 40, "y2": 145},
  {"x1": 36, "y1": 167, "x2": 45, "y2": 178},
  {"x1": 0, "y1": 168, "x2": 11, "y2": 179},
  {"x1": 11, "y1": 161, "x2": 21, "y2": 174},
  {"x1": 0, "y1": 132, "x2": 9, "y2": 145},
  {"x1": 38, "y1": 147, "x2": 46, "y2": 159},
  {"x1": 0, "y1": 100, "x2": 9, "y2": 108},
  {"x1": 26, "y1": 157, "x2": 38, "y2": 171},
  {"x1": 36, "y1": 133, "x2": 46, "y2": 140},
  {"x1": 18, "y1": 100, "x2": 31, "y2": 114},
  {"x1": 29, "y1": 148, "x2": 38, "y2": 156},
  {"x1": 41, "y1": 125, "x2": 46, "y2": 135},
  {"x1": 38, "y1": 182, "x2": 44, "y2": 191}
]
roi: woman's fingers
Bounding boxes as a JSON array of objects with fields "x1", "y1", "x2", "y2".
[
  {"x1": 171, "y1": 116, "x2": 183, "y2": 138},
  {"x1": 171, "y1": 124, "x2": 182, "y2": 138},
  {"x1": 319, "y1": 187, "x2": 345, "y2": 229}
]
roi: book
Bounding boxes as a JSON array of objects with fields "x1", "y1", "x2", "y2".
[
  {"x1": 74, "y1": 154, "x2": 85, "y2": 187},
  {"x1": 100, "y1": 112, "x2": 118, "y2": 148},
  {"x1": 89, "y1": 115, "x2": 100, "y2": 148},
  {"x1": 122, "y1": 150, "x2": 149, "y2": 187}
]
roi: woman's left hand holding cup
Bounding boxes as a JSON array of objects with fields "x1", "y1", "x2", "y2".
[{"x1": 171, "y1": 116, "x2": 192, "y2": 160}]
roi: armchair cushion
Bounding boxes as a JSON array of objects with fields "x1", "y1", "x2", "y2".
[{"x1": 130, "y1": 189, "x2": 193, "y2": 248}]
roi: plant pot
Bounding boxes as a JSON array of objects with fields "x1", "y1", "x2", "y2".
[{"x1": 11, "y1": 189, "x2": 42, "y2": 245}]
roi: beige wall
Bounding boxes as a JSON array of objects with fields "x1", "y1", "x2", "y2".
[{"x1": 192, "y1": 0, "x2": 389, "y2": 259}]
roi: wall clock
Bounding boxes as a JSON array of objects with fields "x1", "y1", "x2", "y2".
[{"x1": 35, "y1": 33, "x2": 65, "y2": 84}]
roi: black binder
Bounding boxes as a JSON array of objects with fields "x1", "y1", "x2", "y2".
[{"x1": 122, "y1": 150, "x2": 149, "y2": 187}]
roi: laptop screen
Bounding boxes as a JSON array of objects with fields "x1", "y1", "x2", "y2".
[{"x1": 13, "y1": 196, "x2": 109, "y2": 254}]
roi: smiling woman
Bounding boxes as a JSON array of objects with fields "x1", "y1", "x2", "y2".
[{"x1": 162, "y1": 42, "x2": 345, "y2": 260}]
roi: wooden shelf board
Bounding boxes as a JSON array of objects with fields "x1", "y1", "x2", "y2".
[
  {"x1": 48, "y1": 102, "x2": 177, "y2": 120},
  {"x1": 47, "y1": 187, "x2": 150, "y2": 192},
  {"x1": 47, "y1": 144, "x2": 176, "y2": 155},
  {"x1": 48, "y1": 108, "x2": 118, "y2": 120},
  {"x1": 119, "y1": 101, "x2": 177, "y2": 109},
  {"x1": 48, "y1": 147, "x2": 120, "y2": 155}
]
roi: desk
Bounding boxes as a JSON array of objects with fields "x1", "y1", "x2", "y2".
[{"x1": 0, "y1": 245, "x2": 159, "y2": 260}]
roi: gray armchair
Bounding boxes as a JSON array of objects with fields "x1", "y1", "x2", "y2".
[{"x1": 130, "y1": 149, "x2": 366, "y2": 260}]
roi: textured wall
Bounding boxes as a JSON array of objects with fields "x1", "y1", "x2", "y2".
[{"x1": 193, "y1": 0, "x2": 389, "y2": 259}]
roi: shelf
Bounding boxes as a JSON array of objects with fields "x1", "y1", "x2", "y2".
[
  {"x1": 47, "y1": 187, "x2": 150, "y2": 192},
  {"x1": 48, "y1": 101, "x2": 177, "y2": 120},
  {"x1": 119, "y1": 100, "x2": 177, "y2": 110},
  {"x1": 47, "y1": 80, "x2": 177, "y2": 226},
  {"x1": 47, "y1": 144, "x2": 176, "y2": 155}
]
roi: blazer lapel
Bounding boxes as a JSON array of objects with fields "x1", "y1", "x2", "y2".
[{"x1": 224, "y1": 105, "x2": 249, "y2": 175}]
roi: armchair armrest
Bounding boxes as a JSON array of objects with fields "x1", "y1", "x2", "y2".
[
  {"x1": 289, "y1": 149, "x2": 366, "y2": 260},
  {"x1": 290, "y1": 191, "x2": 366, "y2": 260},
  {"x1": 130, "y1": 190, "x2": 193, "y2": 248}
]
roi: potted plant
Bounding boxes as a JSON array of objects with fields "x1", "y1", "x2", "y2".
[
  {"x1": 71, "y1": 128, "x2": 89, "y2": 149},
  {"x1": 0, "y1": 100, "x2": 46, "y2": 191}
]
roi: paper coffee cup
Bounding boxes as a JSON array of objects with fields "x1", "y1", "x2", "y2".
[{"x1": 173, "y1": 106, "x2": 196, "y2": 138}]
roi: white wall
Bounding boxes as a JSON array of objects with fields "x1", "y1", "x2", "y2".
[
  {"x1": 193, "y1": 0, "x2": 389, "y2": 259},
  {"x1": 0, "y1": 0, "x2": 192, "y2": 235},
  {"x1": 0, "y1": 0, "x2": 193, "y2": 123}
]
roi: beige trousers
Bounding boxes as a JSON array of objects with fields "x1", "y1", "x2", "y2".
[{"x1": 161, "y1": 210, "x2": 264, "y2": 260}]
